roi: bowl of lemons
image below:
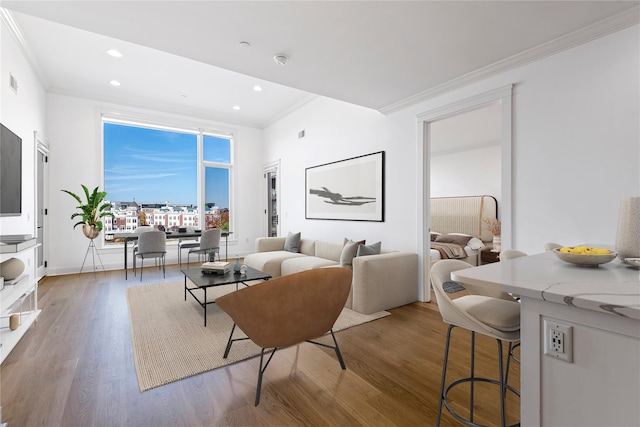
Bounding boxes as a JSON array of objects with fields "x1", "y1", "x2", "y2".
[{"x1": 552, "y1": 246, "x2": 617, "y2": 266}]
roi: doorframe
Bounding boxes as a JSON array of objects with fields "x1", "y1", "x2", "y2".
[
  {"x1": 35, "y1": 131, "x2": 49, "y2": 280},
  {"x1": 262, "y1": 160, "x2": 281, "y2": 237},
  {"x1": 416, "y1": 84, "x2": 513, "y2": 302}
]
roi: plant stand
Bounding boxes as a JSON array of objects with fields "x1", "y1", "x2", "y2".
[{"x1": 79, "y1": 238, "x2": 106, "y2": 277}]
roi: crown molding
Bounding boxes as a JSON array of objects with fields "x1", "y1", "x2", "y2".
[
  {"x1": 1, "y1": 8, "x2": 50, "y2": 89},
  {"x1": 381, "y1": 6, "x2": 640, "y2": 115}
]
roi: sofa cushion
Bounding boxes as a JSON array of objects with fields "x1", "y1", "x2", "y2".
[
  {"x1": 315, "y1": 241, "x2": 342, "y2": 262},
  {"x1": 356, "y1": 241, "x2": 381, "y2": 257},
  {"x1": 299, "y1": 238, "x2": 317, "y2": 256},
  {"x1": 243, "y1": 250, "x2": 306, "y2": 278},
  {"x1": 281, "y1": 256, "x2": 339, "y2": 276},
  {"x1": 284, "y1": 231, "x2": 301, "y2": 252}
]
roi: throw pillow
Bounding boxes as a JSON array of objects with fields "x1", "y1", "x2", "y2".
[
  {"x1": 284, "y1": 231, "x2": 301, "y2": 253},
  {"x1": 435, "y1": 234, "x2": 473, "y2": 246},
  {"x1": 340, "y1": 241, "x2": 360, "y2": 268},
  {"x1": 430, "y1": 232, "x2": 441, "y2": 242},
  {"x1": 356, "y1": 241, "x2": 381, "y2": 257},
  {"x1": 343, "y1": 237, "x2": 366, "y2": 246}
]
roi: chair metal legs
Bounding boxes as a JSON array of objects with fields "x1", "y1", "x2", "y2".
[
  {"x1": 437, "y1": 324, "x2": 520, "y2": 427},
  {"x1": 134, "y1": 254, "x2": 166, "y2": 281},
  {"x1": 223, "y1": 325, "x2": 346, "y2": 406}
]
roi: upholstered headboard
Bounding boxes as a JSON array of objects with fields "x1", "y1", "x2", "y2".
[{"x1": 430, "y1": 195, "x2": 498, "y2": 243}]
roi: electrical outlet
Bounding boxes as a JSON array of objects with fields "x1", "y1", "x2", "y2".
[{"x1": 544, "y1": 319, "x2": 573, "y2": 363}]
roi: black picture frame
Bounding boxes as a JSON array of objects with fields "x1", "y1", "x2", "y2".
[{"x1": 305, "y1": 151, "x2": 384, "y2": 221}]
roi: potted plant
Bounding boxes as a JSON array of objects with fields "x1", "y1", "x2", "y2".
[{"x1": 61, "y1": 185, "x2": 114, "y2": 239}]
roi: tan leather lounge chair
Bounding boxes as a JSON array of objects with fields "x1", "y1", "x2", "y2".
[{"x1": 216, "y1": 267, "x2": 353, "y2": 406}]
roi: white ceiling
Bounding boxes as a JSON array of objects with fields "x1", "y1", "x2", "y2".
[{"x1": 1, "y1": 1, "x2": 638, "y2": 128}]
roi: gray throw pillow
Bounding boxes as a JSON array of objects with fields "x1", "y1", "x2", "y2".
[
  {"x1": 356, "y1": 241, "x2": 381, "y2": 257},
  {"x1": 340, "y1": 240, "x2": 360, "y2": 268},
  {"x1": 284, "y1": 231, "x2": 301, "y2": 253}
]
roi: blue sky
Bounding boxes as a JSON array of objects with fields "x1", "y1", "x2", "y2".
[{"x1": 104, "y1": 123, "x2": 229, "y2": 207}]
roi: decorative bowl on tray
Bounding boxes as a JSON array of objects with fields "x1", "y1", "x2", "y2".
[{"x1": 552, "y1": 247, "x2": 617, "y2": 266}]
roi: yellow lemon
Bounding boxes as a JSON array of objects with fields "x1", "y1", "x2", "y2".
[
  {"x1": 591, "y1": 248, "x2": 611, "y2": 254},
  {"x1": 559, "y1": 247, "x2": 572, "y2": 253}
]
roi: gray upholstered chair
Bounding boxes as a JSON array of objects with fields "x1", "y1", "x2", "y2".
[
  {"x1": 177, "y1": 226, "x2": 199, "y2": 267},
  {"x1": 430, "y1": 260, "x2": 520, "y2": 427},
  {"x1": 133, "y1": 230, "x2": 166, "y2": 281},
  {"x1": 216, "y1": 268, "x2": 352, "y2": 406},
  {"x1": 186, "y1": 228, "x2": 221, "y2": 267}
]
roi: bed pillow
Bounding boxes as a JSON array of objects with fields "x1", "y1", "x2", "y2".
[
  {"x1": 446, "y1": 233, "x2": 485, "y2": 250},
  {"x1": 356, "y1": 241, "x2": 382, "y2": 257},
  {"x1": 466, "y1": 237, "x2": 485, "y2": 250},
  {"x1": 430, "y1": 232, "x2": 441, "y2": 242},
  {"x1": 435, "y1": 234, "x2": 473, "y2": 246},
  {"x1": 284, "y1": 231, "x2": 301, "y2": 253}
]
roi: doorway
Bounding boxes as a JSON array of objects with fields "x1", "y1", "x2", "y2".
[
  {"x1": 35, "y1": 133, "x2": 48, "y2": 280},
  {"x1": 263, "y1": 161, "x2": 280, "y2": 237},
  {"x1": 417, "y1": 84, "x2": 513, "y2": 302}
]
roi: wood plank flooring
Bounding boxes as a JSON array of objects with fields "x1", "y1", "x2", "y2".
[{"x1": 0, "y1": 265, "x2": 519, "y2": 426}]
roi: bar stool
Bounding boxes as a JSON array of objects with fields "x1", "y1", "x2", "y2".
[{"x1": 431, "y1": 260, "x2": 521, "y2": 427}]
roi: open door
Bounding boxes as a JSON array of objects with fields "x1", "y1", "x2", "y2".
[
  {"x1": 35, "y1": 133, "x2": 48, "y2": 280},
  {"x1": 263, "y1": 161, "x2": 280, "y2": 237}
]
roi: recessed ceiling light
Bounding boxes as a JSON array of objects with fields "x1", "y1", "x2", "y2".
[
  {"x1": 253, "y1": 85, "x2": 262, "y2": 92},
  {"x1": 107, "y1": 49, "x2": 123, "y2": 58},
  {"x1": 109, "y1": 80, "x2": 121, "y2": 86},
  {"x1": 233, "y1": 105, "x2": 240, "y2": 110}
]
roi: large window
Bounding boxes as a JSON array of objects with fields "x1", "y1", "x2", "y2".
[{"x1": 103, "y1": 118, "x2": 233, "y2": 243}]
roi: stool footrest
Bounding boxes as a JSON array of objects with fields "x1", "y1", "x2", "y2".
[{"x1": 442, "y1": 376, "x2": 520, "y2": 427}]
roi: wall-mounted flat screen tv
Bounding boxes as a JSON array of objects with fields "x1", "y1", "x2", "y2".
[{"x1": 0, "y1": 123, "x2": 22, "y2": 217}]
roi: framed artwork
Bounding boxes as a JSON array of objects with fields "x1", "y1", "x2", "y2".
[{"x1": 305, "y1": 151, "x2": 384, "y2": 221}]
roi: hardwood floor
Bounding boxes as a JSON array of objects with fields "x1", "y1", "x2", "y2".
[{"x1": 1, "y1": 265, "x2": 519, "y2": 426}]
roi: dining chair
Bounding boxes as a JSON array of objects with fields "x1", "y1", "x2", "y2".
[
  {"x1": 133, "y1": 230, "x2": 166, "y2": 281},
  {"x1": 186, "y1": 228, "x2": 221, "y2": 267},
  {"x1": 430, "y1": 260, "x2": 520, "y2": 427},
  {"x1": 177, "y1": 226, "x2": 199, "y2": 267}
]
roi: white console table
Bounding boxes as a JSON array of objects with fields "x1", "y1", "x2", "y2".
[
  {"x1": 452, "y1": 251, "x2": 640, "y2": 427},
  {"x1": 0, "y1": 238, "x2": 40, "y2": 364}
]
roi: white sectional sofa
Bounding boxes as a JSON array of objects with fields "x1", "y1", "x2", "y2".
[{"x1": 243, "y1": 236, "x2": 419, "y2": 314}]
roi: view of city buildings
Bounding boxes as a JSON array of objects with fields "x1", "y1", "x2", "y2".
[{"x1": 103, "y1": 200, "x2": 229, "y2": 242}]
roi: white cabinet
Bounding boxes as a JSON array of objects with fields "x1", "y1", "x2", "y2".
[{"x1": 0, "y1": 238, "x2": 40, "y2": 364}]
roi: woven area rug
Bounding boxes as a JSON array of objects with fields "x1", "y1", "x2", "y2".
[{"x1": 126, "y1": 280, "x2": 390, "y2": 392}]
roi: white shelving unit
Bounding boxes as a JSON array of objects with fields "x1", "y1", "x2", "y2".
[{"x1": 0, "y1": 238, "x2": 39, "y2": 364}]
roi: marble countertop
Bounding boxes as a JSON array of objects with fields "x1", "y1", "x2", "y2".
[{"x1": 452, "y1": 251, "x2": 640, "y2": 320}]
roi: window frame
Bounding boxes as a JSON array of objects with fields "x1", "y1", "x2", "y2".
[{"x1": 101, "y1": 113, "x2": 235, "y2": 246}]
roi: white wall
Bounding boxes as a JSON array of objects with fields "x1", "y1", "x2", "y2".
[
  {"x1": 263, "y1": 98, "x2": 419, "y2": 251},
  {"x1": 431, "y1": 145, "x2": 501, "y2": 203},
  {"x1": 0, "y1": 19, "x2": 46, "y2": 275},
  {"x1": 264, "y1": 25, "x2": 639, "y2": 300},
  {"x1": 45, "y1": 94, "x2": 264, "y2": 275}
]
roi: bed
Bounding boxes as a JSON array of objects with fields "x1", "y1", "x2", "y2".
[{"x1": 429, "y1": 195, "x2": 498, "y2": 266}]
